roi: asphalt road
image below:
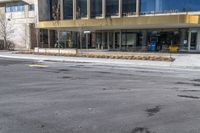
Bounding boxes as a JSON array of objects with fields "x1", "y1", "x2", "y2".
[{"x1": 0, "y1": 57, "x2": 200, "y2": 133}]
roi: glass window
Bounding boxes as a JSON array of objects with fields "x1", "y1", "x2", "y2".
[
  {"x1": 40, "y1": 29, "x2": 48, "y2": 44},
  {"x1": 162, "y1": 0, "x2": 200, "y2": 12},
  {"x1": 63, "y1": 0, "x2": 73, "y2": 19},
  {"x1": 122, "y1": 32, "x2": 137, "y2": 47},
  {"x1": 106, "y1": 0, "x2": 119, "y2": 17},
  {"x1": 91, "y1": 0, "x2": 102, "y2": 18},
  {"x1": 5, "y1": 2, "x2": 25, "y2": 13},
  {"x1": 5, "y1": 7, "x2": 11, "y2": 13},
  {"x1": 140, "y1": 0, "x2": 155, "y2": 14},
  {"x1": 29, "y1": 4, "x2": 35, "y2": 11},
  {"x1": 154, "y1": 0, "x2": 187, "y2": 13},
  {"x1": 50, "y1": 0, "x2": 60, "y2": 20},
  {"x1": 122, "y1": 0, "x2": 136, "y2": 16},
  {"x1": 188, "y1": 0, "x2": 200, "y2": 11},
  {"x1": 190, "y1": 32, "x2": 197, "y2": 50},
  {"x1": 76, "y1": 0, "x2": 87, "y2": 18},
  {"x1": 140, "y1": 0, "x2": 200, "y2": 15},
  {"x1": 96, "y1": 32, "x2": 102, "y2": 49},
  {"x1": 13, "y1": 6, "x2": 18, "y2": 12},
  {"x1": 17, "y1": 3, "x2": 25, "y2": 12},
  {"x1": 115, "y1": 32, "x2": 120, "y2": 49},
  {"x1": 38, "y1": 0, "x2": 50, "y2": 21}
]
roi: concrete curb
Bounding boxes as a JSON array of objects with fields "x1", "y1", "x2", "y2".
[
  {"x1": 0, "y1": 53, "x2": 171, "y2": 65},
  {"x1": 0, "y1": 52, "x2": 200, "y2": 71}
]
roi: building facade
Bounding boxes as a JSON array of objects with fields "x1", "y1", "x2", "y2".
[
  {"x1": 37, "y1": 0, "x2": 200, "y2": 52},
  {"x1": 0, "y1": 0, "x2": 37, "y2": 50}
]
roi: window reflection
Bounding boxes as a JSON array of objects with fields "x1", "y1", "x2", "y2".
[
  {"x1": 122, "y1": 0, "x2": 136, "y2": 16},
  {"x1": 140, "y1": 0, "x2": 200, "y2": 15},
  {"x1": 63, "y1": 0, "x2": 73, "y2": 19},
  {"x1": 91, "y1": 0, "x2": 102, "y2": 18},
  {"x1": 106, "y1": 0, "x2": 119, "y2": 17},
  {"x1": 76, "y1": 0, "x2": 87, "y2": 18},
  {"x1": 50, "y1": 0, "x2": 60, "y2": 20}
]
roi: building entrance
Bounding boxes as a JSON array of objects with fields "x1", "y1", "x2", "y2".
[
  {"x1": 40, "y1": 28, "x2": 200, "y2": 53},
  {"x1": 147, "y1": 30, "x2": 181, "y2": 52},
  {"x1": 190, "y1": 32, "x2": 198, "y2": 50},
  {"x1": 95, "y1": 31, "x2": 120, "y2": 50}
]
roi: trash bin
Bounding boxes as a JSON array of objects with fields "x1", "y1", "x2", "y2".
[{"x1": 148, "y1": 42, "x2": 157, "y2": 52}]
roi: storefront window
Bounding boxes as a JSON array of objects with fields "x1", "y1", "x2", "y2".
[
  {"x1": 40, "y1": 29, "x2": 48, "y2": 47},
  {"x1": 140, "y1": 0, "x2": 200, "y2": 15},
  {"x1": 76, "y1": 0, "x2": 87, "y2": 18},
  {"x1": 102, "y1": 32, "x2": 107, "y2": 49},
  {"x1": 190, "y1": 32, "x2": 197, "y2": 50},
  {"x1": 91, "y1": 0, "x2": 102, "y2": 18},
  {"x1": 147, "y1": 30, "x2": 181, "y2": 51},
  {"x1": 63, "y1": 0, "x2": 73, "y2": 19},
  {"x1": 96, "y1": 33, "x2": 102, "y2": 49},
  {"x1": 122, "y1": 0, "x2": 136, "y2": 16},
  {"x1": 106, "y1": 0, "x2": 119, "y2": 17},
  {"x1": 115, "y1": 32, "x2": 120, "y2": 49},
  {"x1": 122, "y1": 32, "x2": 137, "y2": 49},
  {"x1": 59, "y1": 32, "x2": 67, "y2": 48},
  {"x1": 50, "y1": 0, "x2": 60, "y2": 20}
]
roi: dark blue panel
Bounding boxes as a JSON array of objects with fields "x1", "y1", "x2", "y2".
[
  {"x1": 122, "y1": 0, "x2": 136, "y2": 16},
  {"x1": 106, "y1": 0, "x2": 119, "y2": 17},
  {"x1": 63, "y1": 0, "x2": 73, "y2": 19},
  {"x1": 77, "y1": 0, "x2": 87, "y2": 18},
  {"x1": 140, "y1": 0, "x2": 200, "y2": 15},
  {"x1": 91, "y1": 0, "x2": 102, "y2": 18}
]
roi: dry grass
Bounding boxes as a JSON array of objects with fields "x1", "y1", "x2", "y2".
[{"x1": 16, "y1": 51, "x2": 175, "y2": 62}]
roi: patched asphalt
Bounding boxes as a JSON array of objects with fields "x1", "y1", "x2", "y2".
[{"x1": 0, "y1": 57, "x2": 200, "y2": 133}]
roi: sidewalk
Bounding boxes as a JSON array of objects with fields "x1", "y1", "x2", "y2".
[{"x1": 0, "y1": 51, "x2": 200, "y2": 70}]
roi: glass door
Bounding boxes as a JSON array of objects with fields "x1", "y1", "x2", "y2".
[
  {"x1": 190, "y1": 32, "x2": 197, "y2": 50},
  {"x1": 115, "y1": 32, "x2": 120, "y2": 50},
  {"x1": 108, "y1": 32, "x2": 114, "y2": 50}
]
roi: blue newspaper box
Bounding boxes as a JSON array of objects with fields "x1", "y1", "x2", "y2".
[{"x1": 148, "y1": 42, "x2": 157, "y2": 52}]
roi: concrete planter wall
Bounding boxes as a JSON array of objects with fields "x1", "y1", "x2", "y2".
[{"x1": 34, "y1": 47, "x2": 78, "y2": 54}]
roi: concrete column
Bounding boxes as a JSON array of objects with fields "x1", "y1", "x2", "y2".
[
  {"x1": 180, "y1": 29, "x2": 187, "y2": 50},
  {"x1": 24, "y1": 4, "x2": 30, "y2": 50},
  {"x1": 86, "y1": 34, "x2": 89, "y2": 49},
  {"x1": 119, "y1": 0, "x2": 122, "y2": 17},
  {"x1": 188, "y1": 30, "x2": 191, "y2": 52},
  {"x1": 80, "y1": 32, "x2": 83, "y2": 49},
  {"x1": 107, "y1": 32, "x2": 110, "y2": 50},
  {"x1": 36, "y1": 29, "x2": 40, "y2": 48},
  {"x1": 101, "y1": 32, "x2": 103, "y2": 49},
  {"x1": 119, "y1": 30, "x2": 122, "y2": 49},
  {"x1": 102, "y1": 0, "x2": 106, "y2": 18},
  {"x1": 57, "y1": 30, "x2": 60, "y2": 44},
  {"x1": 136, "y1": 0, "x2": 140, "y2": 16},
  {"x1": 113, "y1": 32, "x2": 115, "y2": 49},
  {"x1": 48, "y1": 30, "x2": 51, "y2": 48},
  {"x1": 91, "y1": 33, "x2": 96, "y2": 48},
  {"x1": 24, "y1": 4, "x2": 29, "y2": 18},
  {"x1": 35, "y1": 0, "x2": 39, "y2": 23},
  {"x1": 73, "y1": 0, "x2": 77, "y2": 20},
  {"x1": 25, "y1": 23, "x2": 31, "y2": 50},
  {"x1": 196, "y1": 30, "x2": 200, "y2": 51},
  {"x1": 60, "y1": 0, "x2": 64, "y2": 20},
  {"x1": 87, "y1": 0, "x2": 91, "y2": 19}
]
